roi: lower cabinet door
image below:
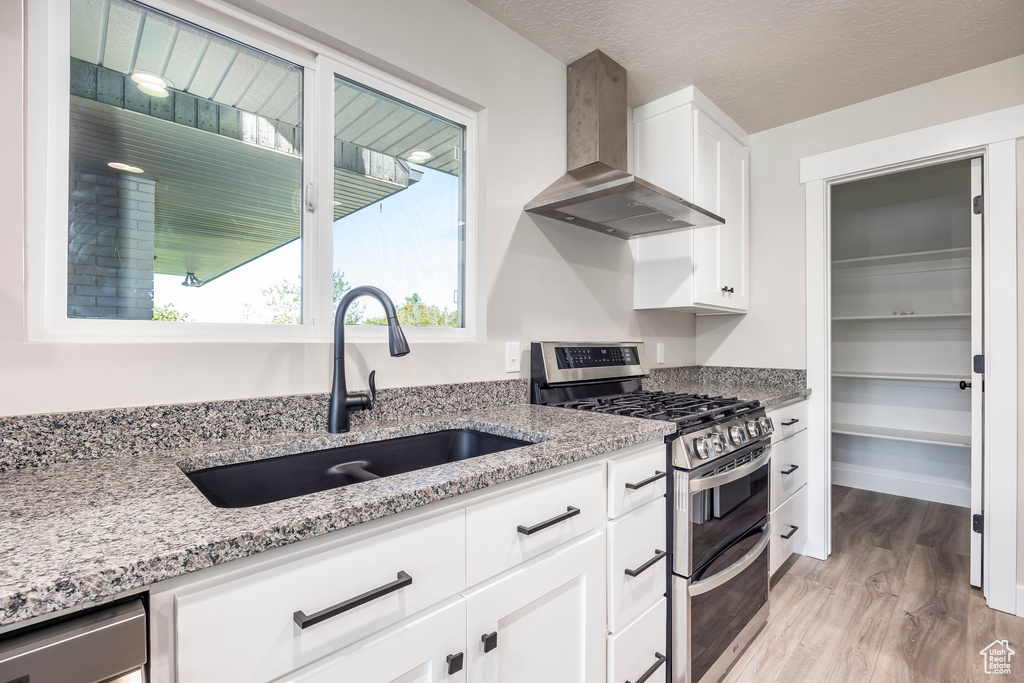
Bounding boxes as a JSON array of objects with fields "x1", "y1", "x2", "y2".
[
  {"x1": 281, "y1": 598, "x2": 467, "y2": 683},
  {"x1": 464, "y1": 531, "x2": 606, "y2": 683}
]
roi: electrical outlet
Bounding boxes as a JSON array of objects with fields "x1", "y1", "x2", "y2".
[
  {"x1": 505, "y1": 341, "x2": 521, "y2": 373},
  {"x1": 656, "y1": 342, "x2": 665, "y2": 364}
]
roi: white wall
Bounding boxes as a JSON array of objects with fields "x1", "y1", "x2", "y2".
[
  {"x1": 696, "y1": 54, "x2": 1024, "y2": 369},
  {"x1": 0, "y1": 0, "x2": 696, "y2": 417}
]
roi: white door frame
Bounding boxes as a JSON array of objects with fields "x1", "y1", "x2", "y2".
[{"x1": 800, "y1": 104, "x2": 1022, "y2": 614}]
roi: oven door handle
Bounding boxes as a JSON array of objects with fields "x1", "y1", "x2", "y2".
[
  {"x1": 689, "y1": 446, "x2": 772, "y2": 493},
  {"x1": 688, "y1": 522, "x2": 771, "y2": 597}
]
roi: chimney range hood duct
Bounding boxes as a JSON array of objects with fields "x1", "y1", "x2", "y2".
[{"x1": 525, "y1": 50, "x2": 724, "y2": 239}]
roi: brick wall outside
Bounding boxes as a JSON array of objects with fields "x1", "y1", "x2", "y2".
[{"x1": 67, "y1": 169, "x2": 156, "y2": 320}]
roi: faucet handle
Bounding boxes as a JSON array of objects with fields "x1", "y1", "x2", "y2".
[{"x1": 366, "y1": 370, "x2": 377, "y2": 410}]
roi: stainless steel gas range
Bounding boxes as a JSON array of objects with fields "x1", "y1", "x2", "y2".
[{"x1": 531, "y1": 341, "x2": 772, "y2": 683}]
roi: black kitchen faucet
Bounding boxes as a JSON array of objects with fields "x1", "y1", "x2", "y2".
[{"x1": 328, "y1": 286, "x2": 410, "y2": 433}]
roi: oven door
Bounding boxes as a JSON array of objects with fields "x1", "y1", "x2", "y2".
[
  {"x1": 674, "y1": 441, "x2": 770, "y2": 577},
  {"x1": 673, "y1": 521, "x2": 770, "y2": 683}
]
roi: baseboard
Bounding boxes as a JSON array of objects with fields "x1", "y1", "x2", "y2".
[{"x1": 832, "y1": 463, "x2": 970, "y2": 507}]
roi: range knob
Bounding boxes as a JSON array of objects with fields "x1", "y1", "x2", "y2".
[
  {"x1": 709, "y1": 433, "x2": 724, "y2": 453},
  {"x1": 746, "y1": 420, "x2": 758, "y2": 438},
  {"x1": 694, "y1": 437, "x2": 713, "y2": 459},
  {"x1": 759, "y1": 417, "x2": 773, "y2": 435},
  {"x1": 729, "y1": 425, "x2": 744, "y2": 445}
]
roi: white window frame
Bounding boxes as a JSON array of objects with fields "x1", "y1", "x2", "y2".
[{"x1": 25, "y1": 0, "x2": 481, "y2": 344}]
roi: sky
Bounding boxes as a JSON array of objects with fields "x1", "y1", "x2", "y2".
[{"x1": 153, "y1": 166, "x2": 461, "y2": 324}]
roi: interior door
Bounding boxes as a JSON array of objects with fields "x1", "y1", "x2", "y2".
[{"x1": 969, "y1": 157, "x2": 983, "y2": 588}]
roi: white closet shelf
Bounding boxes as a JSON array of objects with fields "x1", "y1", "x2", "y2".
[
  {"x1": 831, "y1": 313, "x2": 970, "y2": 322},
  {"x1": 831, "y1": 371, "x2": 970, "y2": 383},
  {"x1": 831, "y1": 247, "x2": 970, "y2": 269},
  {"x1": 831, "y1": 423, "x2": 971, "y2": 449}
]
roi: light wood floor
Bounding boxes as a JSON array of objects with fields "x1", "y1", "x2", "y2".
[{"x1": 722, "y1": 486, "x2": 1024, "y2": 682}]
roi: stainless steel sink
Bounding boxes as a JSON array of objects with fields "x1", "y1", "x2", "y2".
[{"x1": 185, "y1": 429, "x2": 534, "y2": 508}]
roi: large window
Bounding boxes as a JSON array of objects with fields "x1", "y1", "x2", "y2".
[
  {"x1": 36, "y1": 0, "x2": 474, "y2": 338},
  {"x1": 331, "y1": 77, "x2": 465, "y2": 327},
  {"x1": 68, "y1": 0, "x2": 304, "y2": 324}
]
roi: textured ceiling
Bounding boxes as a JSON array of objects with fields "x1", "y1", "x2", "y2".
[{"x1": 465, "y1": 0, "x2": 1024, "y2": 133}]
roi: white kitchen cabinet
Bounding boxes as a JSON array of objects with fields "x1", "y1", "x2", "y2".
[
  {"x1": 281, "y1": 598, "x2": 467, "y2": 683},
  {"x1": 765, "y1": 399, "x2": 809, "y2": 575},
  {"x1": 632, "y1": 87, "x2": 749, "y2": 314},
  {"x1": 464, "y1": 532, "x2": 606, "y2": 683}
]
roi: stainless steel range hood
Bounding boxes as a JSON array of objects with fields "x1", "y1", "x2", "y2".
[{"x1": 526, "y1": 50, "x2": 724, "y2": 239}]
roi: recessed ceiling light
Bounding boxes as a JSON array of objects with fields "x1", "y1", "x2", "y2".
[
  {"x1": 107, "y1": 162, "x2": 144, "y2": 173},
  {"x1": 137, "y1": 83, "x2": 170, "y2": 98},
  {"x1": 407, "y1": 150, "x2": 432, "y2": 163},
  {"x1": 131, "y1": 72, "x2": 172, "y2": 98}
]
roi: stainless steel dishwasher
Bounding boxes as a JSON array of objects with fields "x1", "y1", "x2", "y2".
[{"x1": 0, "y1": 599, "x2": 147, "y2": 683}]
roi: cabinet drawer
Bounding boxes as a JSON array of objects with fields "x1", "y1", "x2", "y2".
[
  {"x1": 466, "y1": 464, "x2": 605, "y2": 586},
  {"x1": 770, "y1": 429, "x2": 809, "y2": 510},
  {"x1": 607, "y1": 442, "x2": 667, "y2": 519},
  {"x1": 608, "y1": 598, "x2": 668, "y2": 683},
  {"x1": 766, "y1": 399, "x2": 808, "y2": 443},
  {"x1": 608, "y1": 497, "x2": 667, "y2": 634},
  {"x1": 175, "y1": 510, "x2": 466, "y2": 683},
  {"x1": 770, "y1": 484, "x2": 807, "y2": 576}
]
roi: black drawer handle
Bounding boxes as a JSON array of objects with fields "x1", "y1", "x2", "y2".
[
  {"x1": 781, "y1": 464, "x2": 799, "y2": 475},
  {"x1": 781, "y1": 525, "x2": 799, "y2": 540},
  {"x1": 293, "y1": 571, "x2": 412, "y2": 629},
  {"x1": 517, "y1": 506, "x2": 580, "y2": 535},
  {"x1": 481, "y1": 631, "x2": 498, "y2": 653},
  {"x1": 626, "y1": 652, "x2": 666, "y2": 683},
  {"x1": 625, "y1": 549, "x2": 667, "y2": 578},
  {"x1": 721, "y1": 286, "x2": 735, "y2": 294},
  {"x1": 446, "y1": 652, "x2": 464, "y2": 674},
  {"x1": 625, "y1": 471, "x2": 666, "y2": 491},
  {"x1": 781, "y1": 418, "x2": 800, "y2": 426}
]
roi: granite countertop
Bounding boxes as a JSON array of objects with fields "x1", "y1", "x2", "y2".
[
  {"x1": 0, "y1": 371, "x2": 809, "y2": 629},
  {"x1": 0, "y1": 405, "x2": 674, "y2": 628}
]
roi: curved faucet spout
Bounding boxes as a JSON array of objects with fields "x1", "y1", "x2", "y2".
[{"x1": 329, "y1": 286, "x2": 410, "y2": 433}]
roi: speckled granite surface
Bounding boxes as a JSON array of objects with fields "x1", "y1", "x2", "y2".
[
  {"x1": 646, "y1": 366, "x2": 809, "y2": 407},
  {"x1": 0, "y1": 405, "x2": 671, "y2": 628},
  {"x1": 0, "y1": 379, "x2": 528, "y2": 472}
]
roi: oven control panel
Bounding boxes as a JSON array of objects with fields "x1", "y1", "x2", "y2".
[
  {"x1": 555, "y1": 345, "x2": 639, "y2": 369},
  {"x1": 672, "y1": 412, "x2": 774, "y2": 470}
]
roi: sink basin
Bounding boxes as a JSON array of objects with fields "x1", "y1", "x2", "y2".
[{"x1": 186, "y1": 429, "x2": 534, "y2": 508}]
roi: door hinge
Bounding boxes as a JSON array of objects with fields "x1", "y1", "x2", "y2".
[
  {"x1": 973, "y1": 195, "x2": 983, "y2": 215},
  {"x1": 973, "y1": 514, "x2": 984, "y2": 534},
  {"x1": 973, "y1": 354, "x2": 985, "y2": 373}
]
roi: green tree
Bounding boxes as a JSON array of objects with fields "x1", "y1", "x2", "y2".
[
  {"x1": 252, "y1": 271, "x2": 363, "y2": 324},
  {"x1": 153, "y1": 303, "x2": 189, "y2": 321},
  {"x1": 364, "y1": 293, "x2": 459, "y2": 327}
]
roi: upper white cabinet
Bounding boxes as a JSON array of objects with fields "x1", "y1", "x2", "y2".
[{"x1": 632, "y1": 87, "x2": 750, "y2": 313}]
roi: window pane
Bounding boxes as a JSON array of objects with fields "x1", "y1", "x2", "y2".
[
  {"x1": 331, "y1": 76, "x2": 465, "y2": 327},
  {"x1": 67, "y1": 0, "x2": 303, "y2": 323}
]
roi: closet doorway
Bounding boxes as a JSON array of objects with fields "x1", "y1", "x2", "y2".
[{"x1": 828, "y1": 158, "x2": 983, "y2": 586}]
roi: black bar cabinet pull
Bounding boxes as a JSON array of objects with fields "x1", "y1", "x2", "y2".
[
  {"x1": 781, "y1": 525, "x2": 799, "y2": 540},
  {"x1": 959, "y1": 380, "x2": 972, "y2": 390},
  {"x1": 446, "y1": 652, "x2": 465, "y2": 675},
  {"x1": 721, "y1": 286, "x2": 735, "y2": 294},
  {"x1": 781, "y1": 418, "x2": 800, "y2": 426},
  {"x1": 626, "y1": 652, "x2": 667, "y2": 683},
  {"x1": 517, "y1": 506, "x2": 580, "y2": 535},
  {"x1": 625, "y1": 549, "x2": 667, "y2": 578},
  {"x1": 625, "y1": 471, "x2": 666, "y2": 491},
  {"x1": 293, "y1": 571, "x2": 412, "y2": 629},
  {"x1": 781, "y1": 464, "x2": 800, "y2": 475},
  {"x1": 481, "y1": 631, "x2": 498, "y2": 653}
]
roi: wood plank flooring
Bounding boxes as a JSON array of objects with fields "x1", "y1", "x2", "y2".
[{"x1": 722, "y1": 486, "x2": 1024, "y2": 682}]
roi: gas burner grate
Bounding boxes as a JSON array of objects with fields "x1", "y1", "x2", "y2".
[{"x1": 551, "y1": 390, "x2": 760, "y2": 432}]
